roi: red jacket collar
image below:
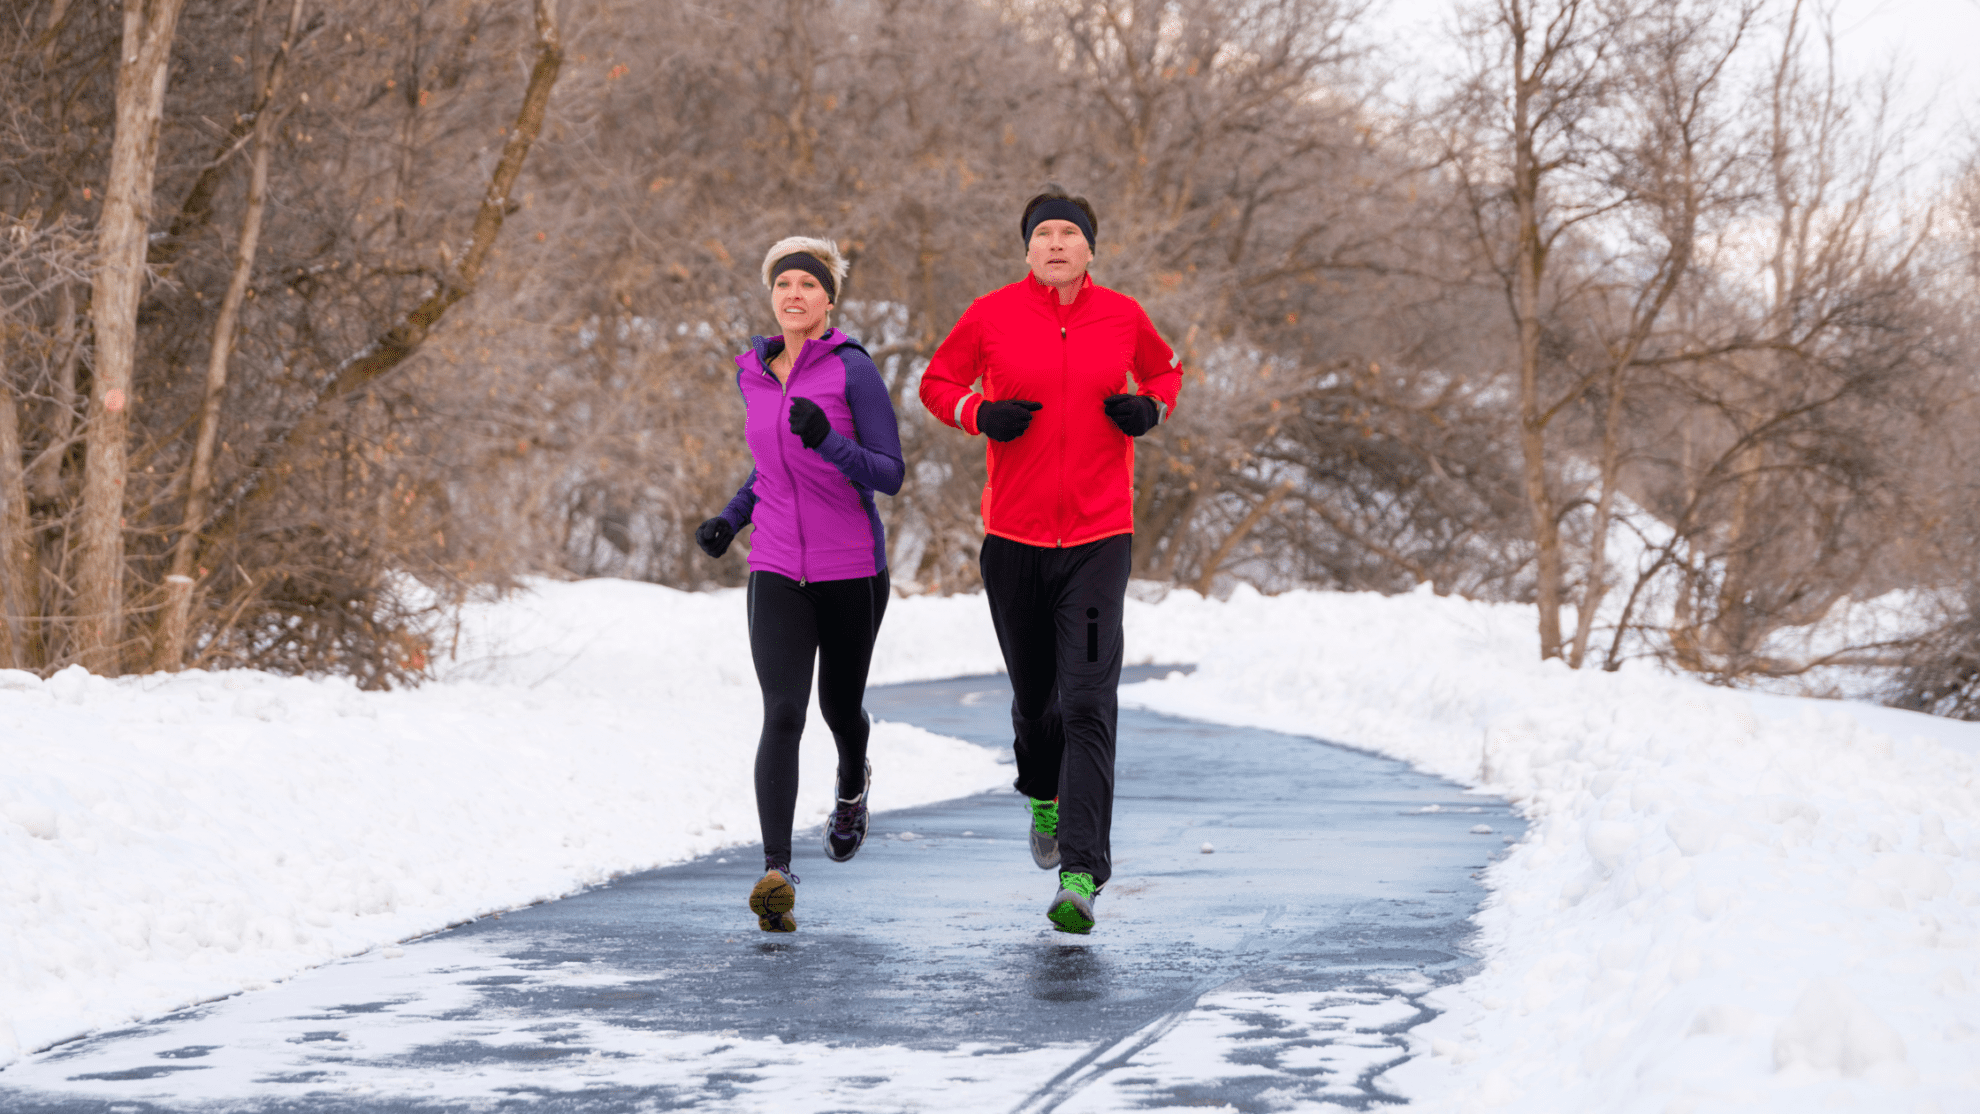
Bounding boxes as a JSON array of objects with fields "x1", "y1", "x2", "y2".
[{"x1": 1024, "y1": 270, "x2": 1093, "y2": 307}]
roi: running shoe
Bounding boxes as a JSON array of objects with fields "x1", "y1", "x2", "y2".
[
  {"x1": 1047, "y1": 870, "x2": 1099, "y2": 934},
  {"x1": 1028, "y1": 796, "x2": 1060, "y2": 869},
  {"x1": 750, "y1": 860, "x2": 799, "y2": 933},
  {"x1": 823, "y1": 759, "x2": 872, "y2": 862}
]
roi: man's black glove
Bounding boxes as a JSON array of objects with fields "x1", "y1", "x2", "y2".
[
  {"x1": 788, "y1": 397, "x2": 831, "y2": 449},
  {"x1": 978, "y1": 399, "x2": 1043, "y2": 442},
  {"x1": 1103, "y1": 394, "x2": 1160, "y2": 437},
  {"x1": 695, "y1": 517, "x2": 735, "y2": 558}
]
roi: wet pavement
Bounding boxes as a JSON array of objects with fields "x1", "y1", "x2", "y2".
[{"x1": 0, "y1": 667, "x2": 1521, "y2": 1112}]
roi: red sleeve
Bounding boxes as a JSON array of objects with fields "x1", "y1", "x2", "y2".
[
  {"x1": 919, "y1": 301, "x2": 987, "y2": 436},
  {"x1": 1131, "y1": 308, "x2": 1182, "y2": 422}
]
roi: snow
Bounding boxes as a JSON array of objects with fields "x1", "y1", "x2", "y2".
[
  {"x1": 1115, "y1": 583, "x2": 1980, "y2": 1111},
  {"x1": 5, "y1": 576, "x2": 1980, "y2": 1111},
  {"x1": 0, "y1": 579, "x2": 1006, "y2": 1069}
]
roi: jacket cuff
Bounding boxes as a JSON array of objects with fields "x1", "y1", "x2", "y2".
[{"x1": 958, "y1": 393, "x2": 983, "y2": 436}]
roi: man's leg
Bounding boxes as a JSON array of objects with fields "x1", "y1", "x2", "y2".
[
  {"x1": 1050, "y1": 535, "x2": 1133, "y2": 889},
  {"x1": 981, "y1": 536, "x2": 1065, "y2": 801}
]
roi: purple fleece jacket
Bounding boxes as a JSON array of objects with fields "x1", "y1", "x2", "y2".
[{"x1": 719, "y1": 329, "x2": 904, "y2": 583}]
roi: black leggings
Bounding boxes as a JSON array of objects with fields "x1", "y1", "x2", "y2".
[{"x1": 748, "y1": 568, "x2": 890, "y2": 869}]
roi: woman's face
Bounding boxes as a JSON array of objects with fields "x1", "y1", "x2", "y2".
[
  {"x1": 771, "y1": 269, "x2": 832, "y2": 338},
  {"x1": 1025, "y1": 218, "x2": 1093, "y2": 289}
]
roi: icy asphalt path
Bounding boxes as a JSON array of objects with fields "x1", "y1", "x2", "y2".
[{"x1": 0, "y1": 667, "x2": 1520, "y2": 1113}]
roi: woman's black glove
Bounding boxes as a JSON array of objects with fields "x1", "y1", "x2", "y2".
[
  {"x1": 1103, "y1": 394, "x2": 1159, "y2": 437},
  {"x1": 978, "y1": 399, "x2": 1043, "y2": 442},
  {"x1": 695, "y1": 517, "x2": 735, "y2": 558},
  {"x1": 788, "y1": 397, "x2": 831, "y2": 449}
]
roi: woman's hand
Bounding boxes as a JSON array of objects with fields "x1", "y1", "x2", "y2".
[
  {"x1": 788, "y1": 397, "x2": 832, "y2": 449},
  {"x1": 695, "y1": 517, "x2": 735, "y2": 558}
]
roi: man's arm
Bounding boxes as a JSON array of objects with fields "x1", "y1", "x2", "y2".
[{"x1": 918, "y1": 303, "x2": 987, "y2": 436}]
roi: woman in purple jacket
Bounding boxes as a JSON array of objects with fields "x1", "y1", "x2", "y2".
[{"x1": 694, "y1": 237, "x2": 904, "y2": 933}]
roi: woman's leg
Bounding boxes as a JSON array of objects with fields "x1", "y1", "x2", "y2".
[
  {"x1": 748, "y1": 571, "x2": 820, "y2": 869},
  {"x1": 813, "y1": 569, "x2": 889, "y2": 797}
]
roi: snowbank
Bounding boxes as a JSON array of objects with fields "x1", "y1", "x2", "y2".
[
  {"x1": 1118, "y1": 584, "x2": 1980, "y2": 1112},
  {"x1": 0, "y1": 580, "x2": 1005, "y2": 1068}
]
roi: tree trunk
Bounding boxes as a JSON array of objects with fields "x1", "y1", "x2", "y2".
[
  {"x1": 155, "y1": 0, "x2": 306, "y2": 672},
  {"x1": 76, "y1": 0, "x2": 188, "y2": 673},
  {"x1": 1509, "y1": 10, "x2": 1564, "y2": 661},
  {"x1": 0, "y1": 366, "x2": 35, "y2": 670}
]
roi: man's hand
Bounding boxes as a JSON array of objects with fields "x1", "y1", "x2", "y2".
[
  {"x1": 978, "y1": 399, "x2": 1044, "y2": 442},
  {"x1": 1102, "y1": 394, "x2": 1159, "y2": 437}
]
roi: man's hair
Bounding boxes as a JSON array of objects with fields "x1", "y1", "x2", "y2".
[{"x1": 1019, "y1": 185, "x2": 1099, "y2": 244}]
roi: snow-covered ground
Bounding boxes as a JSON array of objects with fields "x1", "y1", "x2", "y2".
[{"x1": 4, "y1": 578, "x2": 1978, "y2": 1111}]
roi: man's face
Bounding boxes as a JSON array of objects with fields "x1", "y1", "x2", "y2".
[{"x1": 1026, "y1": 218, "x2": 1093, "y2": 288}]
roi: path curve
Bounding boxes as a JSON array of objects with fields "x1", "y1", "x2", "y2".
[{"x1": 0, "y1": 667, "x2": 1518, "y2": 1112}]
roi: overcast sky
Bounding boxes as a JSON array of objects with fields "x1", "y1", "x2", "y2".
[{"x1": 1359, "y1": 0, "x2": 1980, "y2": 178}]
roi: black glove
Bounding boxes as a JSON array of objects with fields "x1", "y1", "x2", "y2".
[
  {"x1": 695, "y1": 516, "x2": 734, "y2": 558},
  {"x1": 1103, "y1": 394, "x2": 1160, "y2": 437},
  {"x1": 977, "y1": 399, "x2": 1043, "y2": 442},
  {"x1": 788, "y1": 396, "x2": 831, "y2": 450}
]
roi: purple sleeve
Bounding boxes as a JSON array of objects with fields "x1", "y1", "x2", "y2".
[
  {"x1": 720, "y1": 469, "x2": 758, "y2": 529},
  {"x1": 814, "y1": 349, "x2": 905, "y2": 496}
]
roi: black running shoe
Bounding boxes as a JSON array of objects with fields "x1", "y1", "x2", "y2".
[
  {"x1": 750, "y1": 860, "x2": 799, "y2": 932},
  {"x1": 824, "y1": 760, "x2": 871, "y2": 862}
]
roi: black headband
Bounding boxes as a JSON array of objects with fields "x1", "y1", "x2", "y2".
[
  {"x1": 771, "y1": 252, "x2": 837, "y2": 302},
  {"x1": 1022, "y1": 199, "x2": 1096, "y2": 248}
]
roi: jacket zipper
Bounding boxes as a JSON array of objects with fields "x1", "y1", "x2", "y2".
[
  {"x1": 1057, "y1": 318, "x2": 1068, "y2": 548},
  {"x1": 771, "y1": 341, "x2": 810, "y2": 584}
]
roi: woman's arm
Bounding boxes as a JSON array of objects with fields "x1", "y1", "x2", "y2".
[
  {"x1": 813, "y1": 349, "x2": 905, "y2": 495},
  {"x1": 719, "y1": 469, "x2": 759, "y2": 528}
]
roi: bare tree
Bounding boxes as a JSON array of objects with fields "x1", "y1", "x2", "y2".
[
  {"x1": 76, "y1": 0, "x2": 187, "y2": 671},
  {"x1": 154, "y1": 0, "x2": 312, "y2": 670}
]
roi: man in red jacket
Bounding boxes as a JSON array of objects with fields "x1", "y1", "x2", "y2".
[{"x1": 919, "y1": 187, "x2": 1182, "y2": 933}]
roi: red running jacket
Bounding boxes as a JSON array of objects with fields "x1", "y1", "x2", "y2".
[{"x1": 920, "y1": 272, "x2": 1182, "y2": 548}]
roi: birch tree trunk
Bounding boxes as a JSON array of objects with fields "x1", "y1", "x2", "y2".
[{"x1": 76, "y1": 0, "x2": 187, "y2": 673}]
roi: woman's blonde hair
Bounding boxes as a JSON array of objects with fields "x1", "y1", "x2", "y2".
[{"x1": 760, "y1": 236, "x2": 849, "y2": 290}]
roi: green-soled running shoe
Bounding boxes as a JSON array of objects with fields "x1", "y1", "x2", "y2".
[
  {"x1": 750, "y1": 861, "x2": 799, "y2": 933},
  {"x1": 1028, "y1": 796, "x2": 1060, "y2": 870},
  {"x1": 1047, "y1": 870, "x2": 1099, "y2": 934}
]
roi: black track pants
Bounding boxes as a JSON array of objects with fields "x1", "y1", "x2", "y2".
[
  {"x1": 748, "y1": 569, "x2": 890, "y2": 869},
  {"x1": 979, "y1": 534, "x2": 1132, "y2": 888}
]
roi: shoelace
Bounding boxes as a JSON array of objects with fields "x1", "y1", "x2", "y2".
[
  {"x1": 829, "y1": 799, "x2": 867, "y2": 836},
  {"x1": 1030, "y1": 798, "x2": 1058, "y2": 837}
]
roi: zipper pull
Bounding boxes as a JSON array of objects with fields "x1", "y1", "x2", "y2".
[{"x1": 1061, "y1": 327, "x2": 1067, "y2": 338}]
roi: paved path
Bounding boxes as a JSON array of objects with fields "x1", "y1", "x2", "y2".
[{"x1": 0, "y1": 667, "x2": 1519, "y2": 1112}]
